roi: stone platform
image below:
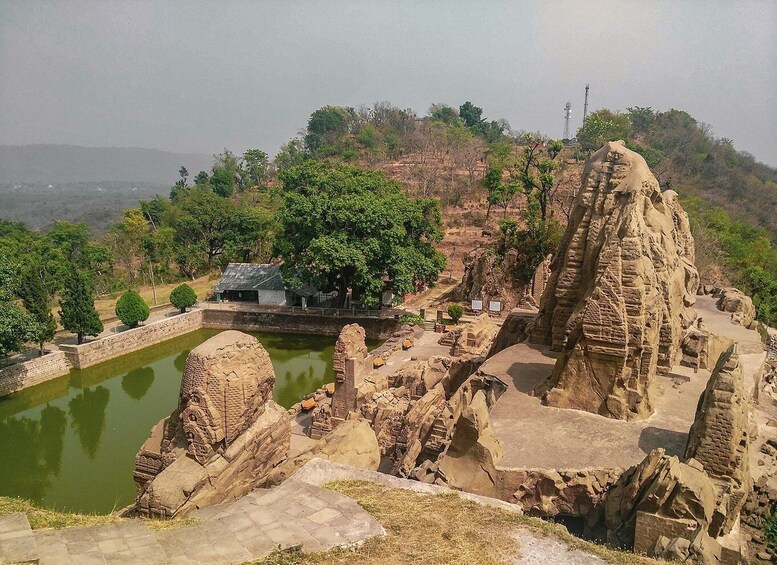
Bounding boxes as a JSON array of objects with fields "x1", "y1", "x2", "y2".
[
  {"x1": 7, "y1": 474, "x2": 383, "y2": 565},
  {"x1": 488, "y1": 294, "x2": 765, "y2": 473}
]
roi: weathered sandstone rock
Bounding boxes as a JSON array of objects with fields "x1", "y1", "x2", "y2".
[
  {"x1": 685, "y1": 344, "x2": 750, "y2": 537},
  {"x1": 436, "y1": 390, "x2": 503, "y2": 497},
  {"x1": 451, "y1": 313, "x2": 499, "y2": 357},
  {"x1": 604, "y1": 449, "x2": 717, "y2": 551},
  {"x1": 132, "y1": 331, "x2": 290, "y2": 517},
  {"x1": 331, "y1": 323, "x2": 368, "y2": 420},
  {"x1": 532, "y1": 141, "x2": 698, "y2": 420},
  {"x1": 487, "y1": 309, "x2": 534, "y2": 356},
  {"x1": 715, "y1": 287, "x2": 756, "y2": 327},
  {"x1": 264, "y1": 419, "x2": 380, "y2": 485}
]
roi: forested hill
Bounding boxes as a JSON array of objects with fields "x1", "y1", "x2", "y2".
[{"x1": 0, "y1": 145, "x2": 211, "y2": 183}]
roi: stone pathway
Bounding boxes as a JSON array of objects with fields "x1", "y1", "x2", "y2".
[{"x1": 0, "y1": 476, "x2": 383, "y2": 564}]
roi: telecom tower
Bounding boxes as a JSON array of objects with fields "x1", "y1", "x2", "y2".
[
  {"x1": 583, "y1": 84, "x2": 590, "y2": 125},
  {"x1": 563, "y1": 102, "x2": 572, "y2": 139}
]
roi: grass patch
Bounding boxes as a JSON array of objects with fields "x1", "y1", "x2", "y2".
[
  {"x1": 250, "y1": 480, "x2": 659, "y2": 565},
  {"x1": 144, "y1": 516, "x2": 201, "y2": 531},
  {"x1": 0, "y1": 496, "x2": 121, "y2": 530}
]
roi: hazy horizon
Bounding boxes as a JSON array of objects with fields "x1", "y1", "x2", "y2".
[{"x1": 2, "y1": 1, "x2": 776, "y2": 166}]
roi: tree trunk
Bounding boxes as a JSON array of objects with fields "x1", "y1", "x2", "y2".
[{"x1": 77, "y1": 333, "x2": 84, "y2": 345}]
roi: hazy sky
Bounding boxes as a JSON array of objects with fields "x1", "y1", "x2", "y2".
[{"x1": 2, "y1": 1, "x2": 776, "y2": 165}]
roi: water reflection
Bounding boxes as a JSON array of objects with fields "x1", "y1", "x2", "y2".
[
  {"x1": 0, "y1": 405, "x2": 66, "y2": 502},
  {"x1": 0, "y1": 330, "x2": 380, "y2": 513},
  {"x1": 121, "y1": 367, "x2": 155, "y2": 400},
  {"x1": 68, "y1": 386, "x2": 110, "y2": 459}
]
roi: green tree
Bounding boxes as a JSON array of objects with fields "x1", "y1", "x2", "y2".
[
  {"x1": 274, "y1": 161, "x2": 446, "y2": 307},
  {"x1": 242, "y1": 149, "x2": 270, "y2": 186},
  {"x1": 224, "y1": 206, "x2": 275, "y2": 263},
  {"x1": 0, "y1": 301, "x2": 37, "y2": 357},
  {"x1": 18, "y1": 266, "x2": 56, "y2": 355},
  {"x1": 447, "y1": 303, "x2": 463, "y2": 324},
  {"x1": 114, "y1": 289, "x2": 150, "y2": 328},
  {"x1": 428, "y1": 103, "x2": 460, "y2": 125},
  {"x1": 304, "y1": 106, "x2": 357, "y2": 153},
  {"x1": 174, "y1": 188, "x2": 235, "y2": 269},
  {"x1": 210, "y1": 167, "x2": 235, "y2": 197},
  {"x1": 626, "y1": 106, "x2": 656, "y2": 135},
  {"x1": 577, "y1": 109, "x2": 632, "y2": 151},
  {"x1": 274, "y1": 139, "x2": 307, "y2": 172},
  {"x1": 459, "y1": 101, "x2": 483, "y2": 128},
  {"x1": 59, "y1": 269, "x2": 103, "y2": 345},
  {"x1": 515, "y1": 137, "x2": 563, "y2": 220},
  {"x1": 170, "y1": 283, "x2": 197, "y2": 313}
]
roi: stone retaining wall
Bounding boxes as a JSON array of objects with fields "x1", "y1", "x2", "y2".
[
  {"x1": 201, "y1": 308, "x2": 400, "y2": 340},
  {"x1": 1, "y1": 305, "x2": 401, "y2": 397},
  {"x1": 0, "y1": 351, "x2": 71, "y2": 397},
  {"x1": 60, "y1": 310, "x2": 205, "y2": 370}
]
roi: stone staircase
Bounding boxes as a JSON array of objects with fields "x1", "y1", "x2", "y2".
[
  {"x1": 0, "y1": 512, "x2": 38, "y2": 564},
  {"x1": 423, "y1": 320, "x2": 436, "y2": 332},
  {"x1": 0, "y1": 478, "x2": 383, "y2": 565}
]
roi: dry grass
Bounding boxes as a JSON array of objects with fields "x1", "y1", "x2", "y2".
[
  {"x1": 143, "y1": 516, "x2": 201, "y2": 531},
  {"x1": 92, "y1": 274, "x2": 216, "y2": 320},
  {"x1": 252, "y1": 480, "x2": 660, "y2": 565},
  {"x1": 0, "y1": 496, "x2": 199, "y2": 532},
  {"x1": 0, "y1": 496, "x2": 122, "y2": 530}
]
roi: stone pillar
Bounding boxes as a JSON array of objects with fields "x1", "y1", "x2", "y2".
[{"x1": 332, "y1": 357, "x2": 358, "y2": 421}]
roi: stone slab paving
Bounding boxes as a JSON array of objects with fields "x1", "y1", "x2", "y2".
[
  {"x1": 13, "y1": 476, "x2": 383, "y2": 564},
  {"x1": 0, "y1": 512, "x2": 38, "y2": 564}
]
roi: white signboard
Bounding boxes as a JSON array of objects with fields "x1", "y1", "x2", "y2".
[
  {"x1": 488, "y1": 300, "x2": 502, "y2": 313},
  {"x1": 471, "y1": 299, "x2": 483, "y2": 312}
]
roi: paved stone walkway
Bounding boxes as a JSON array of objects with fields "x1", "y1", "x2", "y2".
[{"x1": 1, "y1": 476, "x2": 383, "y2": 564}]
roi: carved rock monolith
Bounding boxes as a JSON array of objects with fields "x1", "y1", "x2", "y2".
[
  {"x1": 532, "y1": 141, "x2": 698, "y2": 420},
  {"x1": 132, "y1": 331, "x2": 290, "y2": 517}
]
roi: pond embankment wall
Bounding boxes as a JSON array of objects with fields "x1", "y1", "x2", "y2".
[
  {"x1": 60, "y1": 310, "x2": 205, "y2": 370},
  {"x1": 0, "y1": 351, "x2": 71, "y2": 397},
  {"x1": 200, "y1": 308, "x2": 401, "y2": 340},
  {"x1": 0, "y1": 305, "x2": 401, "y2": 397}
]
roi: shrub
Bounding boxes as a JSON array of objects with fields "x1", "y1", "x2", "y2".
[
  {"x1": 447, "y1": 304, "x2": 464, "y2": 324},
  {"x1": 399, "y1": 314, "x2": 425, "y2": 326},
  {"x1": 765, "y1": 505, "x2": 777, "y2": 553},
  {"x1": 170, "y1": 283, "x2": 197, "y2": 313},
  {"x1": 115, "y1": 290, "x2": 149, "y2": 328}
]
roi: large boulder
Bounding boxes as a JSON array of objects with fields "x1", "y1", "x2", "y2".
[
  {"x1": 132, "y1": 331, "x2": 290, "y2": 517},
  {"x1": 436, "y1": 390, "x2": 503, "y2": 497},
  {"x1": 532, "y1": 141, "x2": 698, "y2": 420},
  {"x1": 265, "y1": 419, "x2": 380, "y2": 486},
  {"x1": 715, "y1": 287, "x2": 756, "y2": 327}
]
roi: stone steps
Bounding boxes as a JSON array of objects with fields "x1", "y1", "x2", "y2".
[
  {"x1": 25, "y1": 477, "x2": 383, "y2": 564},
  {"x1": 0, "y1": 512, "x2": 38, "y2": 564}
]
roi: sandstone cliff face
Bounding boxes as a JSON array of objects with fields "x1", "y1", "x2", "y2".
[
  {"x1": 133, "y1": 331, "x2": 290, "y2": 518},
  {"x1": 532, "y1": 141, "x2": 698, "y2": 420}
]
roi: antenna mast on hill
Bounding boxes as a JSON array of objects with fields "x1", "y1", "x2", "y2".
[
  {"x1": 583, "y1": 84, "x2": 590, "y2": 125},
  {"x1": 563, "y1": 102, "x2": 572, "y2": 139}
]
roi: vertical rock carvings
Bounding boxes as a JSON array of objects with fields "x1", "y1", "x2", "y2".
[
  {"x1": 132, "y1": 331, "x2": 290, "y2": 517},
  {"x1": 532, "y1": 141, "x2": 698, "y2": 420}
]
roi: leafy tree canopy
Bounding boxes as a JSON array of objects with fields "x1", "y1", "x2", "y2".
[
  {"x1": 59, "y1": 268, "x2": 103, "y2": 345},
  {"x1": 577, "y1": 109, "x2": 632, "y2": 151},
  {"x1": 170, "y1": 283, "x2": 197, "y2": 313},
  {"x1": 304, "y1": 106, "x2": 358, "y2": 153},
  {"x1": 274, "y1": 161, "x2": 446, "y2": 307},
  {"x1": 115, "y1": 289, "x2": 150, "y2": 328}
]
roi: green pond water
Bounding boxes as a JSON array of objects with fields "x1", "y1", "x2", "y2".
[{"x1": 0, "y1": 329, "x2": 369, "y2": 514}]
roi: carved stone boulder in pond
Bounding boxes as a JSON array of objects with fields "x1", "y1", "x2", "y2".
[
  {"x1": 532, "y1": 141, "x2": 699, "y2": 420},
  {"x1": 132, "y1": 330, "x2": 290, "y2": 518}
]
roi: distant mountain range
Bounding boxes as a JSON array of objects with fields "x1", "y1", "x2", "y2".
[{"x1": 0, "y1": 144, "x2": 213, "y2": 184}]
